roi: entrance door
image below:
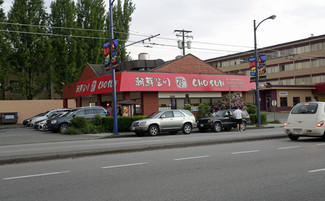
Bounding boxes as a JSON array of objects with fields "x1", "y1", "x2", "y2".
[
  {"x1": 266, "y1": 95, "x2": 271, "y2": 112},
  {"x1": 176, "y1": 99, "x2": 185, "y2": 109}
]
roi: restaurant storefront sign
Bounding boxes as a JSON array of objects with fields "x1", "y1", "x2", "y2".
[{"x1": 74, "y1": 72, "x2": 256, "y2": 97}]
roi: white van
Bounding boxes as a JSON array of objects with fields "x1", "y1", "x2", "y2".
[{"x1": 284, "y1": 102, "x2": 325, "y2": 141}]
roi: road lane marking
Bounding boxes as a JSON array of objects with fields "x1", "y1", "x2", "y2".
[
  {"x1": 174, "y1": 155, "x2": 211, "y2": 161},
  {"x1": 308, "y1": 168, "x2": 325, "y2": 173},
  {"x1": 231, "y1": 150, "x2": 260, "y2": 155},
  {"x1": 3, "y1": 171, "x2": 70, "y2": 180},
  {"x1": 277, "y1": 146, "x2": 301, "y2": 150},
  {"x1": 102, "y1": 162, "x2": 149, "y2": 169},
  {"x1": 317, "y1": 143, "x2": 325, "y2": 146}
]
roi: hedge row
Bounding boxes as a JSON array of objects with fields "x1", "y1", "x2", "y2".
[
  {"x1": 249, "y1": 113, "x2": 267, "y2": 125},
  {"x1": 65, "y1": 115, "x2": 146, "y2": 135}
]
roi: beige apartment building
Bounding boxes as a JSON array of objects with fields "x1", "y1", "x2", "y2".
[{"x1": 205, "y1": 34, "x2": 325, "y2": 112}]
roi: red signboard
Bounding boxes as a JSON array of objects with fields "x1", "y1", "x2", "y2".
[{"x1": 73, "y1": 72, "x2": 256, "y2": 97}]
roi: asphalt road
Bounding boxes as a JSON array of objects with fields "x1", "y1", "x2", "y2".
[
  {"x1": 1, "y1": 138, "x2": 325, "y2": 201},
  {"x1": 0, "y1": 126, "x2": 286, "y2": 164}
]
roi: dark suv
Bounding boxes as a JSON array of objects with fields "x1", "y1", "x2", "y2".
[
  {"x1": 47, "y1": 106, "x2": 109, "y2": 133},
  {"x1": 197, "y1": 109, "x2": 250, "y2": 132}
]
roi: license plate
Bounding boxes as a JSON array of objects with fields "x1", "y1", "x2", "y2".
[
  {"x1": 200, "y1": 124, "x2": 204, "y2": 127},
  {"x1": 294, "y1": 129, "x2": 302, "y2": 134},
  {"x1": 131, "y1": 127, "x2": 135, "y2": 131}
]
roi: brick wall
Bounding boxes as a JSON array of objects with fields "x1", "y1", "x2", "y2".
[{"x1": 141, "y1": 92, "x2": 158, "y2": 116}]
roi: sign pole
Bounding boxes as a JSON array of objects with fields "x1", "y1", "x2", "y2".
[{"x1": 109, "y1": 0, "x2": 118, "y2": 135}]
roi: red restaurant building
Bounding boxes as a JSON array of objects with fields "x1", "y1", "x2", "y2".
[{"x1": 62, "y1": 54, "x2": 256, "y2": 116}]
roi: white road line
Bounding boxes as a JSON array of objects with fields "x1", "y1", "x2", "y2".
[
  {"x1": 317, "y1": 143, "x2": 325, "y2": 146},
  {"x1": 102, "y1": 162, "x2": 149, "y2": 169},
  {"x1": 231, "y1": 150, "x2": 260, "y2": 155},
  {"x1": 174, "y1": 155, "x2": 211, "y2": 161},
  {"x1": 277, "y1": 146, "x2": 301, "y2": 150},
  {"x1": 3, "y1": 171, "x2": 70, "y2": 180},
  {"x1": 308, "y1": 168, "x2": 325, "y2": 173}
]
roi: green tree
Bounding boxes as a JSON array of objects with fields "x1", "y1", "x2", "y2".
[
  {"x1": 76, "y1": 0, "x2": 106, "y2": 68},
  {"x1": 0, "y1": 0, "x2": 11, "y2": 99},
  {"x1": 106, "y1": 0, "x2": 135, "y2": 62},
  {"x1": 7, "y1": 0, "x2": 51, "y2": 99},
  {"x1": 49, "y1": 0, "x2": 79, "y2": 96}
]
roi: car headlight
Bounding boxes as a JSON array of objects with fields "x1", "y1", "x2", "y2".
[
  {"x1": 139, "y1": 122, "x2": 147, "y2": 126},
  {"x1": 51, "y1": 120, "x2": 57, "y2": 124}
]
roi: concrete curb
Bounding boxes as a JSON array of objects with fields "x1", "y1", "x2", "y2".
[{"x1": 0, "y1": 132, "x2": 286, "y2": 165}]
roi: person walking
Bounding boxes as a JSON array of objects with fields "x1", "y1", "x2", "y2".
[{"x1": 233, "y1": 107, "x2": 243, "y2": 131}]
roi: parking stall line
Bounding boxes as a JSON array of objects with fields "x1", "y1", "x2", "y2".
[
  {"x1": 174, "y1": 155, "x2": 211, "y2": 161},
  {"x1": 3, "y1": 171, "x2": 70, "y2": 180},
  {"x1": 231, "y1": 150, "x2": 260, "y2": 155},
  {"x1": 102, "y1": 162, "x2": 149, "y2": 169}
]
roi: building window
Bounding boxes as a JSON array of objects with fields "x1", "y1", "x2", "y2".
[
  {"x1": 280, "y1": 65, "x2": 285, "y2": 72},
  {"x1": 280, "y1": 97, "x2": 287, "y2": 107},
  {"x1": 305, "y1": 97, "x2": 311, "y2": 102},
  {"x1": 293, "y1": 97, "x2": 300, "y2": 106}
]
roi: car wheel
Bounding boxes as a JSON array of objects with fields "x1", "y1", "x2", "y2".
[
  {"x1": 241, "y1": 122, "x2": 247, "y2": 131},
  {"x1": 59, "y1": 123, "x2": 69, "y2": 133},
  {"x1": 198, "y1": 128, "x2": 206, "y2": 132},
  {"x1": 182, "y1": 123, "x2": 192, "y2": 134},
  {"x1": 213, "y1": 122, "x2": 222, "y2": 132},
  {"x1": 288, "y1": 134, "x2": 299, "y2": 141},
  {"x1": 148, "y1": 125, "x2": 159, "y2": 136}
]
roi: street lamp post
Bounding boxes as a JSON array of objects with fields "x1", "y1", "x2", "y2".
[{"x1": 254, "y1": 15, "x2": 276, "y2": 125}]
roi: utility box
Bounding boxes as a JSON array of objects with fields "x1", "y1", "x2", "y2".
[{"x1": 1, "y1": 112, "x2": 18, "y2": 124}]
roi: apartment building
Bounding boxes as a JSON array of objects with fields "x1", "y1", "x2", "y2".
[{"x1": 205, "y1": 34, "x2": 325, "y2": 112}]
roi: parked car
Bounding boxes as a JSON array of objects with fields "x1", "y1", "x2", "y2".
[
  {"x1": 197, "y1": 109, "x2": 250, "y2": 132},
  {"x1": 23, "y1": 112, "x2": 45, "y2": 126},
  {"x1": 28, "y1": 109, "x2": 71, "y2": 127},
  {"x1": 130, "y1": 109, "x2": 197, "y2": 136},
  {"x1": 47, "y1": 106, "x2": 109, "y2": 133},
  {"x1": 33, "y1": 109, "x2": 71, "y2": 129},
  {"x1": 35, "y1": 112, "x2": 69, "y2": 131},
  {"x1": 284, "y1": 102, "x2": 325, "y2": 141}
]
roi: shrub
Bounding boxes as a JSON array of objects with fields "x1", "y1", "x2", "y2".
[
  {"x1": 245, "y1": 103, "x2": 257, "y2": 114},
  {"x1": 250, "y1": 112, "x2": 267, "y2": 124},
  {"x1": 184, "y1": 104, "x2": 192, "y2": 111},
  {"x1": 215, "y1": 94, "x2": 246, "y2": 111},
  {"x1": 198, "y1": 103, "x2": 210, "y2": 118}
]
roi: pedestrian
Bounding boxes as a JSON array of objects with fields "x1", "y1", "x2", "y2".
[
  {"x1": 211, "y1": 109, "x2": 217, "y2": 117},
  {"x1": 232, "y1": 106, "x2": 243, "y2": 131}
]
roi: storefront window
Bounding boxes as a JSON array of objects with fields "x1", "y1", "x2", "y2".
[
  {"x1": 280, "y1": 97, "x2": 287, "y2": 107},
  {"x1": 190, "y1": 98, "x2": 200, "y2": 106},
  {"x1": 159, "y1": 99, "x2": 170, "y2": 107},
  {"x1": 293, "y1": 97, "x2": 300, "y2": 106}
]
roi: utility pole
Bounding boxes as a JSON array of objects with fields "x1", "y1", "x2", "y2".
[{"x1": 174, "y1": 29, "x2": 193, "y2": 56}]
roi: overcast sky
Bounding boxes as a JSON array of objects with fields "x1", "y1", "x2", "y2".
[{"x1": 3, "y1": 0, "x2": 325, "y2": 61}]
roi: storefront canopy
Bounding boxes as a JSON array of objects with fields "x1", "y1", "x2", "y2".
[{"x1": 74, "y1": 72, "x2": 256, "y2": 97}]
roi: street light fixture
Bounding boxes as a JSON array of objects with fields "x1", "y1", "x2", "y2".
[{"x1": 254, "y1": 15, "x2": 276, "y2": 125}]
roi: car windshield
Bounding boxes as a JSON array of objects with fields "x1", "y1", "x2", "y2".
[
  {"x1": 214, "y1": 110, "x2": 226, "y2": 117},
  {"x1": 291, "y1": 103, "x2": 318, "y2": 114},
  {"x1": 147, "y1": 111, "x2": 162, "y2": 119}
]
